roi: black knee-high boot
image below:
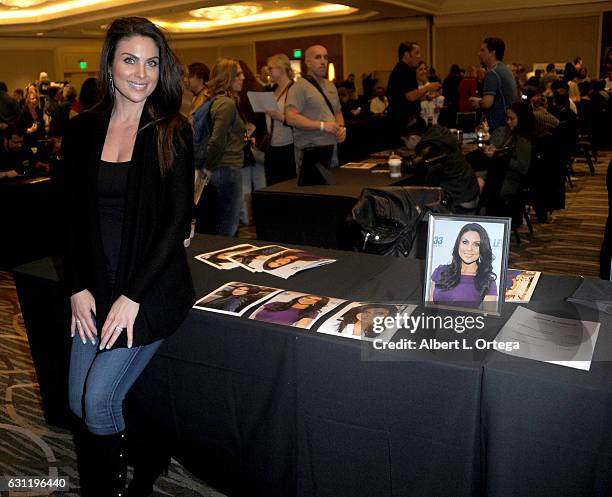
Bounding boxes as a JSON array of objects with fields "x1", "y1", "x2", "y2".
[
  {"x1": 83, "y1": 431, "x2": 128, "y2": 497},
  {"x1": 126, "y1": 449, "x2": 170, "y2": 497}
]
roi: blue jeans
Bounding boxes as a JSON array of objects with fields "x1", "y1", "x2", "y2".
[
  {"x1": 69, "y1": 335, "x2": 162, "y2": 435},
  {"x1": 240, "y1": 160, "x2": 266, "y2": 225},
  {"x1": 209, "y1": 166, "x2": 243, "y2": 236}
]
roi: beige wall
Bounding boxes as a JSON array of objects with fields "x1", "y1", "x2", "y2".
[
  {"x1": 0, "y1": 50, "x2": 56, "y2": 93},
  {"x1": 435, "y1": 16, "x2": 600, "y2": 78},
  {"x1": 174, "y1": 47, "x2": 219, "y2": 70},
  {"x1": 344, "y1": 29, "x2": 428, "y2": 92}
]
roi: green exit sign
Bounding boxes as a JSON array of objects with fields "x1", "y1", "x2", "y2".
[
  {"x1": 79, "y1": 60, "x2": 88, "y2": 70},
  {"x1": 293, "y1": 49, "x2": 302, "y2": 59}
]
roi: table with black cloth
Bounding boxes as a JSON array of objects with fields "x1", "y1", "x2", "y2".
[
  {"x1": 252, "y1": 167, "x2": 414, "y2": 249},
  {"x1": 12, "y1": 234, "x2": 612, "y2": 497},
  {"x1": 0, "y1": 175, "x2": 59, "y2": 269}
]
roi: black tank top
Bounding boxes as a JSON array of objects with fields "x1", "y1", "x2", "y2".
[{"x1": 98, "y1": 160, "x2": 129, "y2": 285}]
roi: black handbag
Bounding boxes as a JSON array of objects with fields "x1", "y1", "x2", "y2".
[{"x1": 343, "y1": 187, "x2": 444, "y2": 257}]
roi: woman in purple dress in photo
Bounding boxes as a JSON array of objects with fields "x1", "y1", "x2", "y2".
[
  {"x1": 251, "y1": 294, "x2": 330, "y2": 328},
  {"x1": 430, "y1": 223, "x2": 498, "y2": 310}
]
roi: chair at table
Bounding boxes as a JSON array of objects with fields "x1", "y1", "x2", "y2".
[
  {"x1": 342, "y1": 186, "x2": 445, "y2": 259},
  {"x1": 599, "y1": 158, "x2": 612, "y2": 280}
]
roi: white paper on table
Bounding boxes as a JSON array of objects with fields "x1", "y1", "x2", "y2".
[
  {"x1": 247, "y1": 91, "x2": 277, "y2": 112},
  {"x1": 495, "y1": 306, "x2": 600, "y2": 371}
]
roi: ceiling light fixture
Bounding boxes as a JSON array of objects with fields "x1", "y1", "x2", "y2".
[
  {"x1": 0, "y1": 0, "x2": 47, "y2": 7},
  {"x1": 190, "y1": 3, "x2": 262, "y2": 20},
  {"x1": 157, "y1": 3, "x2": 354, "y2": 31},
  {"x1": 0, "y1": 0, "x2": 113, "y2": 22}
]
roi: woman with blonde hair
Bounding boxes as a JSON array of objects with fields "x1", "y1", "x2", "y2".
[
  {"x1": 264, "y1": 53, "x2": 296, "y2": 184},
  {"x1": 202, "y1": 56, "x2": 247, "y2": 236}
]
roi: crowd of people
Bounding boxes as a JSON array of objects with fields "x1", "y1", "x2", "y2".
[
  {"x1": 1, "y1": 16, "x2": 612, "y2": 497},
  {"x1": 2, "y1": 36, "x2": 610, "y2": 230}
]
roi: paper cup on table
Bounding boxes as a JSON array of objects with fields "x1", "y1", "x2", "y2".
[{"x1": 388, "y1": 158, "x2": 402, "y2": 178}]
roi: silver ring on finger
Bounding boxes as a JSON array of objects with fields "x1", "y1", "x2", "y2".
[
  {"x1": 114, "y1": 326, "x2": 124, "y2": 334},
  {"x1": 75, "y1": 319, "x2": 81, "y2": 323}
]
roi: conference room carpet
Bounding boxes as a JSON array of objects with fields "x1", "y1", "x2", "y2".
[
  {"x1": 509, "y1": 151, "x2": 611, "y2": 277},
  {"x1": 0, "y1": 272, "x2": 226, "y2": 495},
  {"x1": 0, "y1": 151, "x2": 609, "y2": 496}
]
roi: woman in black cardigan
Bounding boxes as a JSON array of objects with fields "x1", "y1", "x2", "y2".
[{"x1": 61, "y1": 17, "x2": 195, "y2": 497}]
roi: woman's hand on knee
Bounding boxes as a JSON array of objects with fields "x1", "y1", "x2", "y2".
[
  {"x1": 70, "y1": 290, "x2": 97, "y2": 344},
  {"x1": 99, "y1": 295, "x2": 140, "y2": 350}
]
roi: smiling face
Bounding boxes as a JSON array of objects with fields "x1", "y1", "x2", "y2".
[
  {"x1": 297, "y1": 295, "x2": 321, "y2": 306},
  {"x1": 458, "y1": 230, "x2": 481, "y2": 265},
  {"x1": 267, "y1": 254, "x2": 299, "y2": 269},
  {"x1": 416, "y1": 63, "x2": 428, "y2": 84},
  {"x1": 110, "y1": 35, "x2": 160, "y2": 106},
  {"x1": 232, "y1": 286, "x2": 251, "y2": 296}
]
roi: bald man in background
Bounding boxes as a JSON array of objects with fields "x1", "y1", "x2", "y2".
[{"x1": 285, "y1": 44, "x2": 346, "y2": 169}]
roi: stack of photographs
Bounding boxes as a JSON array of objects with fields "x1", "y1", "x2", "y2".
[{"x1": 196, "y1": 244, "x2": 336, "y2": 279}]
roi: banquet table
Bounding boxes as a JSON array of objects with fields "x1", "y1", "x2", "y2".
[
  {"x1": 0, "y1": 174, "x2": 58, "y2": 269},
  {"x1": 12, "y1": 235, "x2": 612, "y2": 497},
  {"x1": 252, "y1": 166, "x2": 415, "y2": 249}
]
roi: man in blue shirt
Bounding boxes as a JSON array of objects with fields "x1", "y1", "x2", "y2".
[{"x1": 469, "y1": 37, "x2": 517, "y2": 131}]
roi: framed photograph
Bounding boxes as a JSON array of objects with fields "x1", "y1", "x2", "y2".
[{"x1": 423, "y1": 214, "x2": 511, "y2": 315}]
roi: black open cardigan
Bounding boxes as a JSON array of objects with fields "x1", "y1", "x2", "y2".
[{"x1": 61, "y1": 109, "x2": 196, "y2": 348}]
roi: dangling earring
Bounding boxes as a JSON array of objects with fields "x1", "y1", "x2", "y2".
[{"x1": 109, "y1": 73, "x2": 115, "y2": 93}]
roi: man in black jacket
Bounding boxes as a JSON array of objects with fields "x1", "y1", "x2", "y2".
[{"x1": 404, "y1": 125, "x2": 480, "y2": 211}]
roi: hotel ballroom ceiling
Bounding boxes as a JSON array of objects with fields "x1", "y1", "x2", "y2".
[{"x1": 0, "y1": 0, "x2": 607, "y2": 38}]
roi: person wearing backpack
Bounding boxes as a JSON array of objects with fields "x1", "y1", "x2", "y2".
[{"x1": 197, "y1": 57, "x2": 246, "y2": 236}]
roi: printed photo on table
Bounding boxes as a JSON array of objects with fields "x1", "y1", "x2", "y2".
[
  {"x1": 226, "y1": 245, "x2": 290, "y2": 272},
  {"x1": 424, "y1": 214, "x2": 510, "y2": 315},
  {"x1": 194, "y1": 282, "x2": 281, "y2": 316},
  {"x1": 317, "y1": 302, "x2": 415, "y2": 341},
  {"x1": 505, "y1": 269, "x2": 541, "y2": 303},
  {"x1": 248, "y1": 290, "x2": 345, "y2": 329},
  {"x1": 195, "y1": 244, "x2": 256, "y2": 270},
  {"x1": 261, "y1": 249, "x2": 336, "y2": 279}
]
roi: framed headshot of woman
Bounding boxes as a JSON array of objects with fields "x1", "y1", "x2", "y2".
[
  {"x1": 194, "y1": 281, "x2": 281, "y2": 316},
  {"x1": 424, "y1": 215, "x2": 511, "y2": 315}
]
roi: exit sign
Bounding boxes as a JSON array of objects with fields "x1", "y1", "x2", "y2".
[
  {"x1": 293, "y1": 49, "x2": 302, "y2": 59},
  {"x1": 79, "y1": 60, "x2": 88, "y2": 70}
]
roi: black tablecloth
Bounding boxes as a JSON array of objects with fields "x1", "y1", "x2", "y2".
[
  {"x1": 12, "y1": 235, "x2": 612, "y2": 497},
  {"x1": 0, "y1": 175, "x2": 58, "y2": 269},
  {"x1": 252, "y1": 168, "x2": 414, "y2": 249}
]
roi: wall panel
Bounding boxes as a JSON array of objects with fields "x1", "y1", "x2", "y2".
[{"x1": 435, "y1": 16, "x2": 600, "y2": 77}]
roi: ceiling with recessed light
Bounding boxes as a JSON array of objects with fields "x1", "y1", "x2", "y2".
[{"x1": 0, "y1": 0, "x2": 608, "y2": 38}]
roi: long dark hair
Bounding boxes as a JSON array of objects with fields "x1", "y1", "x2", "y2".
[
  {"x1": 508, "y1": 101, "x2": 534, "y2": 139},
  {"x1": 336, "y1": 304, "x2": 393, "y2": 338},
  {"x1": 217, "y1": 285, "x2": 262, "y2": 298},
  {"x1": 97, "y1": 17, "x2": 186, "y2": 175},
  {"x1": 78, "y1": 77, "x2": 100, "y2": 111},
  {"x1": 264, "y1": 294, "x2": 330, "y2": 321},
  {"x1": 436, "y1": 223, "x2": 496, "y2": 301}
]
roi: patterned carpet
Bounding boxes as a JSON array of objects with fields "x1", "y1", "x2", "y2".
[
  {"x1": 509, "y1": 151, "x2": 611, "y2": 277},
  {"x1": 1, "y1": 152, "x2": 609, "y2": 496},
  {"x1": 0, "y1": 272, "x2": 226, "y2": 496}
]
